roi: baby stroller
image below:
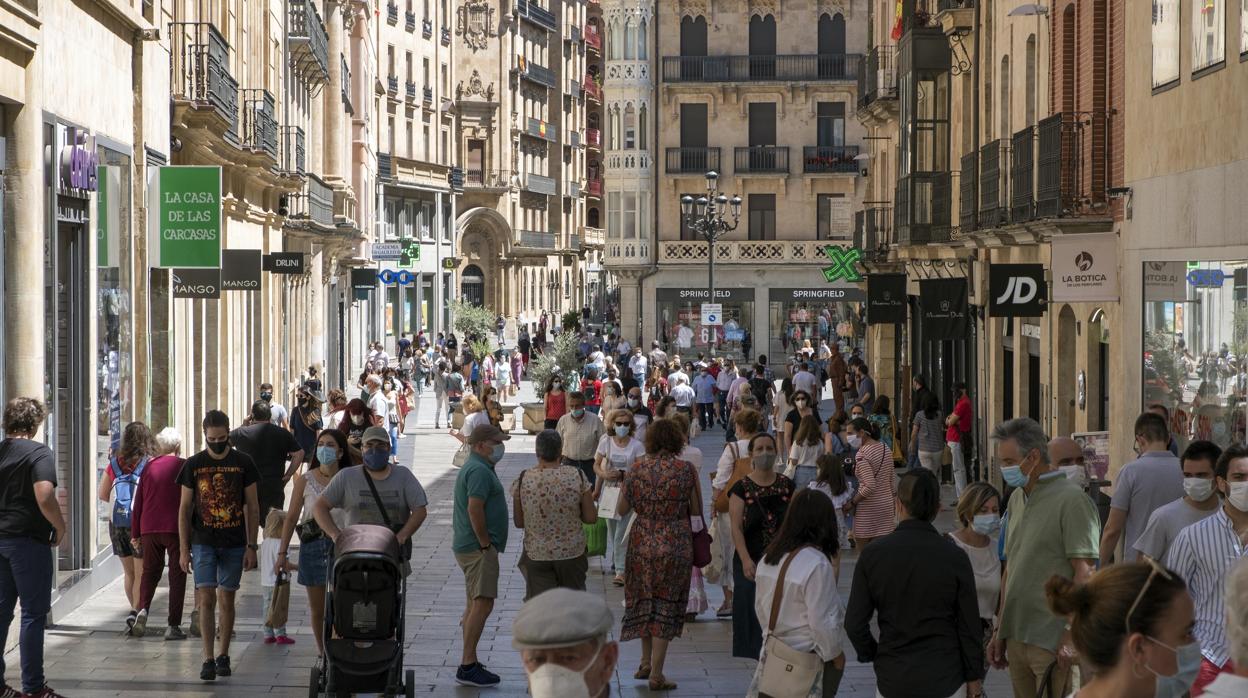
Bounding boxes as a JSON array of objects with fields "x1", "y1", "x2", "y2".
[{"x1": 309, "y1": 524, "x2": 415, "y2": 698}]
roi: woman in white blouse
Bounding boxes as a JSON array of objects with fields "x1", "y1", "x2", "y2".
[
  {"x1": 747, "y1": 489, "x2": 846, "y2": 698},
  {"x1": 947, "y1": 481, "x2": 1002, "y2": 666}
]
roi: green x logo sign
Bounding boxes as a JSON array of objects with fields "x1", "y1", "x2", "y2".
[{"x1": 822, "y1": 246, "x2": 863, "y2": 283}]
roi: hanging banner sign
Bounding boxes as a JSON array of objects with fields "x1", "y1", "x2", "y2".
[
  {"x1": 919, "y1": 278, "x2": 968, "y2": 340},
  {"x1": 351, "y1": 267, "x2": 377, "y2": 291},
  {"x1": 148, "y1": 166, "x2": 222, "y2": 269},
  {"x1": 97, "y1": 166, "x2": 121, "y2": 268},
  {"x1": 264, "y1": 252, "x2": 305, "y2": 274},
  {"x1": 988, "y1": 264, "x2": 1047, "y2": 317},
  {"x1": 221, "y1": 250, "x2": 262, "y2": 291},
  {"x1": 1143, "y1": 261, "x2": 1187, "y2": 302},
  {"x1": 866, "y1": 274, "x2": 907, "y2": 324},
  {"x1": 172, "y1": 268, "x2": 221, "y2": 299},
  {"x1": 1051, "y1": 233, "x2": 1119, "y2": 302},
  {"x1": 442, "y1": 257, "x2": 459, "y2": 270},
  {"x1": 372, "y1": 242, "x2": 402, "y2": 261}
]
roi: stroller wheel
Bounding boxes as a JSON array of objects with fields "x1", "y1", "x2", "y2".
[
  {"x1": 307, "y1": 666, "x2": 321, "y2": 698},
  {"x1": 405, "y1": 669, "x2": 416, "y2": 698}
]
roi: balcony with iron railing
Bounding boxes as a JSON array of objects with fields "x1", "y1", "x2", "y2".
[
  {"x1": 666, "y1": 147, "x2": 720, "y2": 174},
  {"x1": 387, "y1": 74, "x2": 399, "y2": 97},
  {"x1": 423, "y1": 86, "x2": 433, "y2": 104},
  {"x1": 865, "y1": 206, "x2": 894, "y2": 251},
  {"x1": 386, "y1": 1, "x2": 398, "y2": 23},
  {"x1": 570, "y1": 233, "x2": 580, "y2": 249},
  {"x1": 378, "y1": 152, "x2": 393, "y2": 180},
  {"x1": 1036, "y1": 112, "x2": 1109, "y2": 219},
  {"x1": 662, "y1": 54, "x2": 860, "y2": 83},
  {"x1": 568, "y1": 130, "x2": 581, "y2": 147},
  {"x1": 464, "y1": 169, "x2": 512, "y2": 190},
  {"x1": 288, "y1": 0, "x2": 330, "y2": 86},
  {"x1": 1010, "y1": 125, "x2": 1036, "y2": 223},
  {"x1": 423, "y1": 18, "x2": 433, "y2": 38},
  {"x1": 895, "y1": 172, "x2": 951, "y2": 244},
  {"x1": 959, "y1": 150, "x2": 977, "y2": 231},
  {"x1": 405, "y1": 10, "x2": 416, "y2": 31},
  {"x1": 405, "y1": 80, "x2": 416, "y2": 101},
  {"x1": 586, "y1": 178, "x2": 603, "y2": 197},
  {"x1": 583, "y1": 76, "x2": 602, "y2": 101},
  {"x1": 241, "y1": 89, "x2": 278, "y2": 160},
  {"x1": 169, "y1": 22, "x2": 239, "y2": 137},
  {"x1": 522, "y1": 117, "x2": 557, "y2": 142},
  {"x1": 566, "y1": 180, "x2": 581, "y2": 198},
  {"x1": 585, "y1": 23, "x2": 602, "y2": 52},
  {"x1": 857, "y1": 46, "x2": 898, "y2": 110},
  {"x1": 442, "y1": 26, "x2": 451, "y2": 44},
  {"x1": 734, "y1": 146, "x2": 790, "y2": 174},
  {"x1": 978, "y1": 139, "x2": 1009, "y2": 228},
  {"x1": 519, "y1": 230, "x2": 557, "y2": 249},
  {"x1": 803, "y1": 145, "x2": 860, "y2": 174},
  {"x1": 279, "y1": 126, "x2": 306, "y2": 175},
  {"x1": 516, "y1": 57, "x2": 558, "y2": 89},
  {"x1": 522, "y1": 173, "x2": 557, "y2": 196},
  {"x1": 341, "y1": 55, "x2": 353, "y2": 114},
  {"x1": 515, "y1": 0, "x2": 557, "y2": 33},
  {"x1": 287, "y1": 173, "x2": 336, "y2": 228}
]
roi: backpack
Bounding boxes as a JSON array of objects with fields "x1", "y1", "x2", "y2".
[
  {"x1": 713, "y1": 442, "x2": 754, "y2": 514},
  {"x1": 110, "y1": 456, "x2": 149, "y2": 528}
]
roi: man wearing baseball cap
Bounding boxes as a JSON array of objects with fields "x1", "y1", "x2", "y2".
[
  {"x1": 514, "y1": 588, "x2": 618, "y2": 698},
  {"x1": 452, "y1": 423, "x2": 512, "y2": 687}
]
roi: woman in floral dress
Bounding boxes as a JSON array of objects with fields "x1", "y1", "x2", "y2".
[{"x1": 618, "y1": 418, "x2": 702, "y2": 692}]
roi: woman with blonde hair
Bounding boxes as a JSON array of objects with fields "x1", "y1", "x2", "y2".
[
  {"x1": 451, "y1": 392, "x2": 489, "y2": 443},
  {"x1": 594, "y1": 407, "x2": 646, "y2": 584}
]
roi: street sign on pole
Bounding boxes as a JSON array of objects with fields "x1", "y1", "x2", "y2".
[{"x1": 701, "y1": 303, "x2": 723, "y2": 326}]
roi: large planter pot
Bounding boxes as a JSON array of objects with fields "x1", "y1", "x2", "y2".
[
  {"x1": 499, "y1": 404, "x2": 518, "y2": 433},
  {"x1": 521, "y1": 401, "x2": 546, "y2": 434},
  {"x1": 450, "y1": 403, "x2": 465, "y2": 429}
]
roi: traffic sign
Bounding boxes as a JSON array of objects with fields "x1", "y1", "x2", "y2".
[
  {"x1": 701, "y1": 302, "x2": 723, "y2": 326},
  {"x1": 399, "y1": 238, "x2": 421, "y2": 268},
  {"x1": 372, "y1": 242, "x2": 402, "y2": 261}
]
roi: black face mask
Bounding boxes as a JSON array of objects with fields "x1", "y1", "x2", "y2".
[
  {"x1": 260, "y1": 392, "x2": 273, "y2": 401},
  {"x1": 207, "y1": 440, "x2": 229, "y2": 455}
]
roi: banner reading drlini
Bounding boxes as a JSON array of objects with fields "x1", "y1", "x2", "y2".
[{"x1": 148, "y1": 166, "x2": 222, "y2": 268}]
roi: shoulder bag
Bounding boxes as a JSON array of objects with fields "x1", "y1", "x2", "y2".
[
  {"x1": 757, "y1": 547, "x2": 823, "y2": 697},
  {"x1": 363, "y1": 470, "x2": 413, "y2": 561}
]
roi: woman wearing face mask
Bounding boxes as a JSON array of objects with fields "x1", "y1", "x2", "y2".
[
  {"x1": 274, "y1": 429, "x2": 350, "y2": 655},
  {"x1": 785, "y1": 415, "x2": 825, "y2": 491},
  {"x1": 335, "y1": 398, "x2": 375, "y2": 459},
  {"x1": 480, "y1": 385, "x2": 504, "y2": 429},
  {"x1": 1045, "y1": 561, "x2": 1196, "y2": 698},
  {"x1": 600, "y1": 381, "x2": 624, "y2": 417},
  {"x1": 842, "y1": 417, "x2": 895, "y2": 549},
  {"x1": 545, "y1": 375, "x2": 568, "y2": 430},
  {"x1": 645, "y1": 366, "x2": 668, "y2": 413},
  {"x1": 782, "y1": 389, "x2": 823, "y2": 458},
  {"x1": 380, "y1": 379, "x2": 401, "y2": 465},
  {"x1": 949, "y1": 482, "x2": 1003, "y2": 674},
  {"x1": 594, "y1": 409, "x2": 646, "y2": 585},
  {"x1": 728, "y1": 432, "x2": 795, "y2": 660}
]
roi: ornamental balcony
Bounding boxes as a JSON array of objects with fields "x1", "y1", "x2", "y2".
[
  {"x1": 464, "y1": 169, "x2": 512, "y2": 190},
  {"x1": 515, "y1": 0, "x2": 557, "y2": 33},
  {"x1": 288, "y1": 0, "x2": 330, "y2": 86},
  {"x1": 895, "y1": 172, "x2": 951, "y2": 245},
  {"x1": 405, "y1": 10, "x2": 416, "y2": 31},
  {"x1": 423, "y1": 86, "x2": 434, "y2": 104},
  {"x1": 657, "y1": 240, "x2": 846, "y2": 265},
  {"x1": 279, "y1": 126, "x2": 306, "y2": 176},
  {"x1": 519, "y1": 229, "x2": 557, "y2": 249},
  {"x1": 586, "y1": 178, "x2": 602, "y2": 198},
  {"x1": 241, "y1": 88, "x2": 278, "y2": 161},
  {"x1": 386, "y1": 2, "x2": 398, "y2": 24},
  {"x1": 170, "y1": 22, "x2": 239, "y2": 139},
  {"x1": 442, "y1": 26, "x2": 451, "y2": 44},
  {"x1": 586, "y1": 127, "x2": 601, "y2": 149},
  {"x1": 286, "y1": 173, "x2": 336, "y2": 229},
  {"x1": 734, "y1": 146, "x2": 790, "y2": 174},
  {"x1": 665, "y1": 147, "x2": 720, "y2": 174},
  {"x1": 582, "y1": 225, "x2": 605, "y2": 247},
  {"x1": 405, "y1": 80, "x2": 417, "y2": 102},
  {"x1": 583, "y1": 76, "x2": 602, "y2": 101},
  {"x1": 422, "y1": 18, "x2": 433, "y2": 38},
  {"x1": 515, "y1": 57, "x2": 558, "y2": 89},
  {"x1": 522, "y1": 173, "x2": 557, "y2": 196},
  {"x1": 585, "y1": 23, "x2": 602, "y2": 53},
  {"x1": 662, "y1": 54, "x2": 860, "y2": 83},
  {"x1": 978, "y1": 138, "x2": 1008, "y2": 228},
  {"x1": 857, "y1": 46, "x2": 898, "y2": 116}
]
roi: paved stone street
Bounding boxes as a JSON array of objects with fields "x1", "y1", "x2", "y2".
[{"x1": 12, "y1": 383, "x2": 1013, "y2": 697}]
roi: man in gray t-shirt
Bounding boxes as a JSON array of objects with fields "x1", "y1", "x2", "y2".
[
  {"x1": 1132, "y1": 441, "x2": 1223, "y2": 562},
  {"x1": 1100, "y1": 413, "x2": 1184, "y2": 565}
]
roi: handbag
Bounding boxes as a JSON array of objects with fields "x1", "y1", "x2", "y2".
[
  {"x1": 584, "y1": 518, "x2": 607, "y2": 557},
  {"x1": 362, "y1": 469, "x2": 413, "y2": 561},
  {"x1": 296, "y1": 517, "x2": 325, "y2": 543},
  {"x1": 1034, "y1": 660, "x2": 1060, "y2": 698},
  {"x1": 757, "y1": 547, "x2": 823, "y2": 698},
  {"x1": 703, "y1": 516, "x2": 723, "y2": 584},
  {"x1": 597, "y1": 483, "x2": 622, "y2": 520},
  {"x1": 691, "y1": 516, "x2": 712, "y2": 568},
  {"x1": 266, "y1": 571, "x2": 291, "y2": 628},
  {"x1": 451, "y1": 443, "x2": 471, "y2": 468}
]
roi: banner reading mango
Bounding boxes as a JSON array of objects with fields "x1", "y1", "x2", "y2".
[{"x1": 148, "y1": 166, "x2": 222, "y2": 268}]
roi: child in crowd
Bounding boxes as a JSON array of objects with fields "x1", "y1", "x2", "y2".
[
  {"x1": 260, "y1": 509, "x2": 298, "y2": 645},
  {"x1": 809, "y1": 454, "x2": 854, "y2": 551}
]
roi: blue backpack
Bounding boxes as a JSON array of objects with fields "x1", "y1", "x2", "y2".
[{"x1": 110, "y1": 457, "x2": 149, "y2": 528}]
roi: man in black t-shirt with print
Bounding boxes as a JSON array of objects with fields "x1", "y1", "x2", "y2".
[
  {"x1": 228, "y1": 400, "x2": 303, "y2": 515},
  {"x1": 0, "y1": 397, "x2": 68, "y2": 698},
  {"x1": 178, "y1": 410, "x2": 260, "y2": 683}
]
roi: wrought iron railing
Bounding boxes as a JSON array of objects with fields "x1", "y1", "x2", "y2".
[
  {"x1": 341, "y1": 55, "x2": 353, "y2": 114},
  {"x1": 288, "y1": 173, "x2": 335, "y2": 227},
  {"x1": 586, "y1": 127, "x2": 601, "y2": 148},
  {"x1": 405, "y1": 79, "x2": 416, "y2": 101},
  {"x1": 405, "y1": 11, "x2": 416, "y2": 31},
  {"x1": 386, "y1": 2, "x2": 398, "y2": 23},
  {"x1": 524, "y1": 117, "x2": 557, "y2": 142},
  {"x1": 803, "y1": 145, "x2": 860, "y2": 173},
  {"x1": 515, "y1": 0, "x2": 557, "y2": 32},
  {"x1": 586, "y1": 179, "x2": 603, "y2": 197},
  {"x1": 422, "y1": 18, "x2": 433, "y2": 38},
  {"x1": 734, "y1": 146, "x2": 790, "y2": 174},
  {"x1": 866, "y1": 206, "x2": 894, "y2": 248},
  {"x1": 583, "y1": 76, "x2": 602, "y2": 100},
  {"x1": 423, "y1": 86, "x2": 433, "y2": 103},
  {"x1": 279, "y1": 126, "x2": 306, "y2": 175},
  {"x1": 959, "y1": 150, "x2": 977, "y2": 230},
  {"x1": 442, "y1": 26, "x2": 451, "y2": 44},
  {"x1": 464, "y1": 169, "x2": 511, "y2": 188},
  {"x1": 895, "y1": 172, "x2": 951, "y2": 244},
  {"x1": 522, "y1": 173, "x2": 557, "y2": 196},
  {"x1": 241, "y1": 89, "x2": 278, "y2": 160},
  {"x1": 585, "y1": 23, "x2": 602, "y2": 52},
  {"x1": 1010, "y1": 126, "x2": 1036, "y2": 222},
  {"x1": 662, "y1": 54, "x2": 861, "y2": 82},
  {"x1": 378, "y1": 152, "x2": 393, "y2": 180},
  {"x1": 288, "y1": 0, "x2": 330, "y2": 85},
  {"x1": 666, "y1": 147, "x2": 720, "y2": 174},
  {"x1": 519, "y1": 230, "x2": 556, "y2": 249},
  {"x1": 978, "y1": 139, "x2": 1008, "y2": 228},
  {"x1": 517, "y1": 58, "x2": 558, "y2": 89},
  {"x1": 169, "y1": 22, "x2": 239, "y2": 135},
  {"x1": 858, "y1": 46, "x2": 898, "y2": 109}
]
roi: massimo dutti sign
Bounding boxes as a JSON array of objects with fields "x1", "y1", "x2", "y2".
[
  {"x1": 1051, "y1": 233, "x2": 1118, "y2": 302},
  {"x1": 866, "y1": 274, "x2": 907, "y2": 324},
  {"x1": 919, "y1": 278, "x2": 968, "y2": 340},
  {"x1": 172, "y1": 268, "x2": 221, "y2": 299}
]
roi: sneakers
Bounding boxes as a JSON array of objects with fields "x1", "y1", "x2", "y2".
[
  {"x1": 215, "y1": 655, "x2": 232, "y2": 677},
  {"x1": 21, "y1": 686, "x2": 66, "y2": 698},
  {"x1": 130, "y1": 609, "x2": 148, "y2": 637},
  {"x1": 263, "y1": 636, "x2": 277, "y2": 645},
  {"x1": 189, "y1": 609, "x2": 200, "y2": 637},
  {"x1": 455, "y1": 663, "x2": 500, "y2": 687},
  {"x1": 275, "y1": 635, "x2": 296, "y2": 645},
  {"x1": 0, "y1": 684, "x2": 20, "y2": 698},
  {"x1": 165, "y1": 624, "x2": 187, "y2": 641},
  {"x1": 125, "y1": 609, "x2": 137, "y2": 630},
  {"x1": 199, "y1": 659, "x2": 216, "y2": 681}
]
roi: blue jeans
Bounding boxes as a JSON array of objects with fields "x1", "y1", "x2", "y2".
[
  {"x1": 605, "y1": 511, "x2": 632, "y2": 573},
  {"x1": 716, "y1": 392, "x2": 728, "y2": 426},
  {"x1": 0, "y1": 537, "x2": 53, "y2": 693},
  {"x1": 389, "y1": 423, "x2": 399, "y2": 458},
  {"x1": 191, "y1": 544, "x2": 245, "y2": 591}
]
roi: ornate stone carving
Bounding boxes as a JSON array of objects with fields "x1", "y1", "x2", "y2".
[
  {"x1": 677, "y1": 0, "x2": 709, "y2": 19},
  {"x1": 457, "y1": 69, "x2": 495, "y2": 101},
  {"x1": 457, "y1": 0, "x2": 496, "y2": 52},
  {"x1": 816, "y1": 0, "x2": 849, "y2": 18},
  {"x1": 748, "y1": 0, "x2": 780, "y2": 19}
]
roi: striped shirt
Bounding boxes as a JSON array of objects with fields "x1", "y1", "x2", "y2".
[
  {"x1": 851, "y1": 440, "x2": 896, "y2": 538},
  {"x1": 1165, "y1": 508, "x2": 1248, "y2": 667}
]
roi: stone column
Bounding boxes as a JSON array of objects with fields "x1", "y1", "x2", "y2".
[
  {"x1": 5, "y1": 56, "x2": 45, "y2": 402},
  {"x1": 617, "y1": 270, "x2": 641, "y2": 344},
  {"x1": 324, "y1": 0, "x2": 344, "y2": 179}
]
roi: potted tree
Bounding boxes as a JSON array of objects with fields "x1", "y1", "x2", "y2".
[
  {"x1": 524, "y1": 330, "x2": 582, "y2": 433},
  {"x1": 447, "y1": 299, "x2": 516, "y2": 431}
]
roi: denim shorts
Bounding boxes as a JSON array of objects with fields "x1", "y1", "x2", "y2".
[
  {"x1": 191, "y1": 544, "x2": 245, "y2": 591},
  {"x1": 297, "y1": 536, "x2": 333, "y2": 587}
]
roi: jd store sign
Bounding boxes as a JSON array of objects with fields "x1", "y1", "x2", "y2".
[{"x1": 988, "y1": 264, "x2": 1047, "y2": 317}]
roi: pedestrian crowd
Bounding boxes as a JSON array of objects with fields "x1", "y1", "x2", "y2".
[{"x1": 4, "y1": 329, "x2": 1248, "y2": 698}]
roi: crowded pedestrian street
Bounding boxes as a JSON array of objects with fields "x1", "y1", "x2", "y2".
[{"x1": 11, "y1": 383, "x2": 1015, "y2": 698}]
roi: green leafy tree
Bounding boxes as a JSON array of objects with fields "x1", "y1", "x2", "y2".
[
  {"x1": 448, "y1": 298, "x2": 496, "y2": 360},
  {"x1": 561, "y1": 310, "x2": 581, "y2": 334},
  {"x1": 530, "y1": 331, "x2": 582, "y2": 399}
]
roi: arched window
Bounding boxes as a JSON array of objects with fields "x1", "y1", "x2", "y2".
[
  {"x1": 609, "y1": 19, "x2": 623, "y2": 60},
  {"x1": 818, "y1": 13, "x2": 846, "y2": 55},
  {"x1": 609, "y1": 107, "x2": 621, "y2": 149},
  {"x1": 624, "y1": 105, "x2": 636, "y2": 149},
  {"x1": 638, "y1": 19, "x2": 648, "y2": 59},
  {"x1": 624, "y1": 19, "x2": 636, "y2": 60},
  {"x1": 638, "y1": 105, "x2": 647, "y2": 150}
]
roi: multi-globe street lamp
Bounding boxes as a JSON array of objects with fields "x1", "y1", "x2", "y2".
[{"x1": 680, "y1": 171, "x2": 741, "y2": 357}]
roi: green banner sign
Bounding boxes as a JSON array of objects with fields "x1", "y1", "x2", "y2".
[
  {"x1": 821, "y1": 245, "x2": 863, "y2": 283},
  {"x1": 399, "y1": 238, "x2": 421, "y2": 268},
  {"x1": 148, "y1": 166, "x2": 222, "y2": 268}
]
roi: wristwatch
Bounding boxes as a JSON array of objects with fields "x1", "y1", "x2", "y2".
[
  {"x1": 479, "y1": 543, "x2": 491, "y2": 551},
  {"x1": 247, "y1": 543, "x2": 259, "y2": 551}
]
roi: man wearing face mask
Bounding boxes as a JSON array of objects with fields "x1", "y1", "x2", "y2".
[
  {"x1": 514, "y1": 588, "x2": 618, "y2": 698},
  {"x1": 258, "y1": 382, "x2": 288, "y2": 429},
  {"x1": 1100, "y1": 413, "x2": 1185, "y2": 567},
  {"x1": 229, "y1": 401, "x2": 304, "y2": 516},
  {"x1": 1165, "y1": 444, "x2": 1248, "y2": 695},
  {"x1": 988, "y1": 418, "x2": 1100, "y2": 698},
  {"x1": 452, "y1": 424, "x2": 511, "y2": 688},
  {"x1": 625, "y1": 387, "x2": 653, "y2": 443},
  {"x1": 1134, "y1": 441, "x2": 1222, "y2": 564},
  {"x1": 557, "y1": 392, "x2": 605, "y2": 486}
]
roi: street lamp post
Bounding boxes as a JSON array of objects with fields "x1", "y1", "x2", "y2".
[{"x1": 681, "y1": 171, "x2": 742, "y2": 357}]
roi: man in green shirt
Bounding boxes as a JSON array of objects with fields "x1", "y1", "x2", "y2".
[
  {"x1": 451, "y1": 423, "x2": 510, "y2": 688},
  {"x1": 989, "y1": 418, "x2": 1100, "y2": 698}
]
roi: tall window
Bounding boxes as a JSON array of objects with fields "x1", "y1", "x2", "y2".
[
  {"x1": 624, "y1": 106, "x2": 636, "y2": 149},
  {"x1": 999, "y1": 56, "x2": 1010, "y2": 138},
  {"x1": 816, "y1": 102, "x2": 845, "y2": 147},
  {"x1": 748, "y1": 194, "x2": 776, "y2": 240},
  {"x1": 623, "y1": 192, "x2": 637, "y2": 238},
  {"x1": 608, "y1": 192, "x2": 621, "y2": 238},
  {"x1": 639, "y1": 106, "x2": 648, "y2": 150},
  {"x1": 817, "y1": 194, "x2": 850, "y2": 240},
  {"x1": 680, "y1": 16, "x2": 707, "y2": 56},
  {"x1": 1152, "y1": 0, "x2": 1180, "y2": 86},
  {"x1": 385, "y1": 200, "x2": 397, "y2": 239},
  {"x1": 1192, "y1": 0, "x2": 1225, "y2": 72},
  {"x1": 1025, "y1": 35, "x2": 1036, "y2": 126},
  {"x1": 609, "y1": 107, "x2": 621, "y2": 149},
  {"x1": 625, "y1": 19, "x2": 636, "y2": 59},
  {"x1": 638, "y1": 19, "x2": 648, "y2": 59},
  {"x1": 610, "y1": 19, "x2": 623, "y2": 60}
]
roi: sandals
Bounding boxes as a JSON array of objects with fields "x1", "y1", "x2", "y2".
[
  {"x1": 648, "y1": 677, "x2": 677, "y2": 691},
  {"x1": 612, "y1": 575, "x2": 625, "y2": 586},
  {"x1": 633, "y1": 664, "x2": 651, "y2": 680}
]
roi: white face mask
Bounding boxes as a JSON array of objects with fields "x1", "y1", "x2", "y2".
[
  {"x1": 1227, "y1": 481, "x2": 1248, "y2": 512},
  {"x1": 1183, "y1": 477, "x2": 1215, "y2": 502},
  {"x1": 847, "y1": 434, "x2": 863, "y2": 449},
  {"x1": 526, "y1": 644, "x2": 602, "y2": 698},
  {"x1": 1059, "y1": 464, "x2": 1088, "y2": 489}
]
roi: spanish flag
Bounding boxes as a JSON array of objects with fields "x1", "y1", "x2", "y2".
[{"x1": 890, "y1": 0, "x2": 904, "y2": 40}]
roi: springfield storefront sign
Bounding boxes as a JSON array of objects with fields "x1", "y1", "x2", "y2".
[
  {"x1": 148, "y1": 166, "x2": 222, "y2": 268},
  {"x1": 1051, "y1": 233, "x2": 1118, "y2": 302}
]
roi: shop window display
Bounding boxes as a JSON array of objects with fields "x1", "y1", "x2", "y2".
[
  {"x1": 656, "y1": 289, "x2": 754, "y2": 361},
  {"x1": 768, "y1": 297, "x2": 864, "y2": 374},
  {"x1": 1142, "y1": 260, "x2": 1248, "y2": 451}
]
